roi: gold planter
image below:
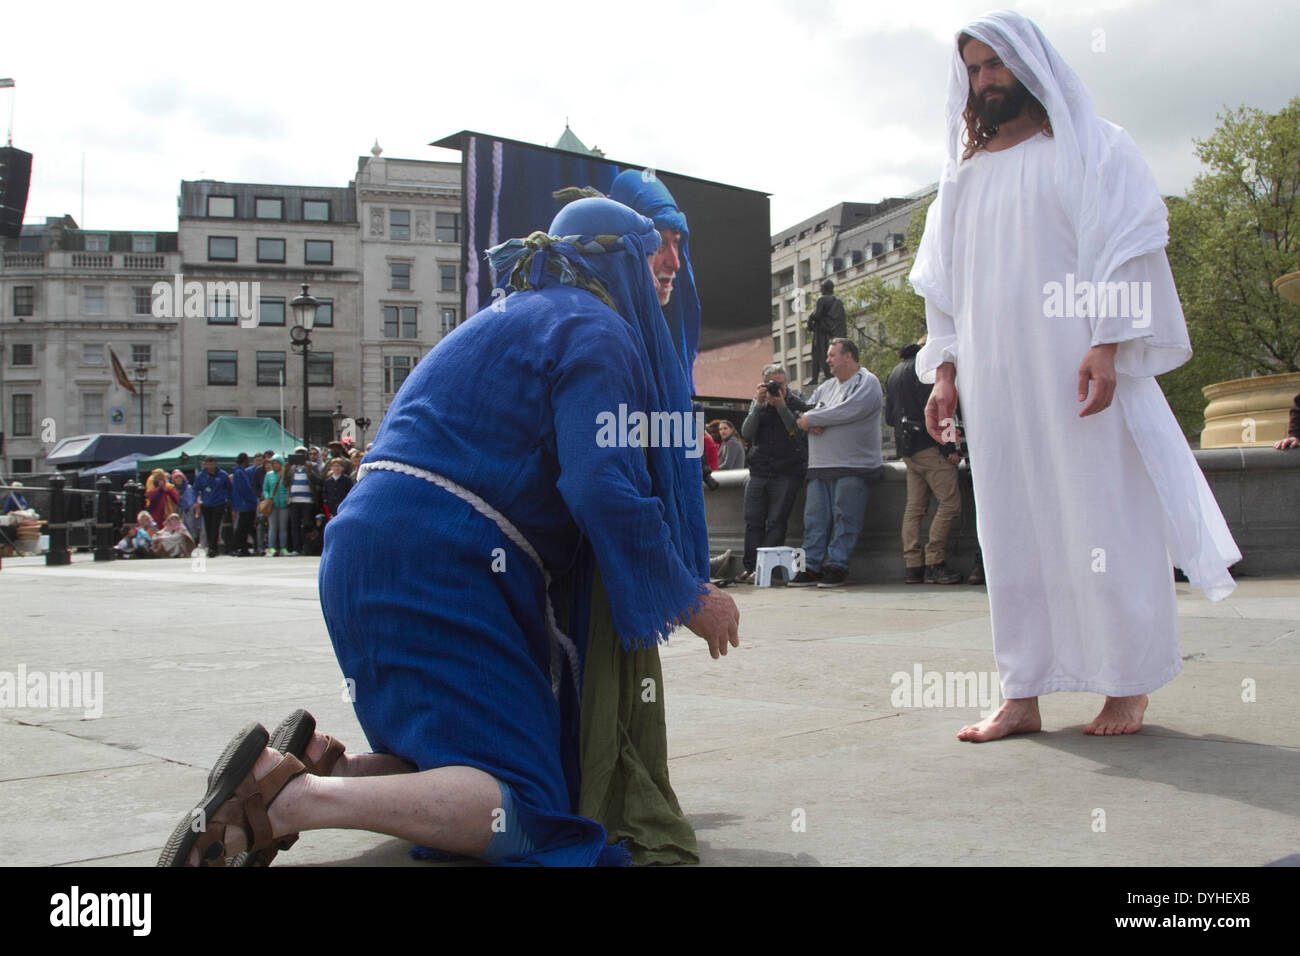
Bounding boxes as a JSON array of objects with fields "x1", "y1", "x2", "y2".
[
  {"x1": 1201, "y1": 371, "x2": 1300, "y2": 447},
  {"x1": 1274, "y1": 271, "x2": 1300, "y2": 305}
]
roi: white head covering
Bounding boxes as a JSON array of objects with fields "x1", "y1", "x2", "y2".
[{"x1": 910, "y1": 10, "x2": 1170, "y2": 317}]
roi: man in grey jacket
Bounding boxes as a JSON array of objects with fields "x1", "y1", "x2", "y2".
[{"x1": 790, "y1": 338, "x2": 883, "y2": 588}]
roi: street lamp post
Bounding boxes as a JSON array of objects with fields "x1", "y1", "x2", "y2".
[
  {"x1": 355, "y1": 416, "x2": 372, "y2": 448},
  {"x1": 161, "y1": 395, "x2": 174, "y2": 435},
  {"x1": 133, "y1": 364, "x2": 148, "y2": 434},
  {"x1": 289, "y1": 283, "x2": 320, "y2": 444}
]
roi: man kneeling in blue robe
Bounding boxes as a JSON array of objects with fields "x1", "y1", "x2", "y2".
[{"x1": 159, "y1": 198, "x2": 740, "y2": 867}]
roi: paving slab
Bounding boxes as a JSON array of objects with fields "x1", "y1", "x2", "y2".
[{"x1": 1, "y1": 553, "x2": 1295, "y2": 866}]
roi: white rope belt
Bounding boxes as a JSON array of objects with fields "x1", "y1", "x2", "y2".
[{"x1": 358, "y1": 459, "x2": 581, "y2": 699}]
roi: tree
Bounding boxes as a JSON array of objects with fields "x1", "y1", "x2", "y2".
[
  {"x1": 838, "y1": 199, "x2": 934, "y2": 388},
  {"x1": 1162, "y1": 97, "x2": 1300, "y2": 438}
]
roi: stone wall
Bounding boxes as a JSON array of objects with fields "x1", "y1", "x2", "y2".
[{"x1": 705, "y1": 447, "x2": 1299, "y2": 580}]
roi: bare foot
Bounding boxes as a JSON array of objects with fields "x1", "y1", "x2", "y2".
[
  {"x1": 957, "y1": 697, "x2": 1042, "y2": 742},
  {"x1": 186, "y1": 747, "x2": 314, "y2": 865},
  {"x1": 1084, "y1": 695, "x2": 1148, "y2": 735}
]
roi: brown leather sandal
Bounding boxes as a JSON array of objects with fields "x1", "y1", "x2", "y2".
[
  {"x1": 233, "y1": 709, "x2": 344, "y2": 867},
  {"x1": 191, "y1": 749, "x2": 307, "y2": 867}
]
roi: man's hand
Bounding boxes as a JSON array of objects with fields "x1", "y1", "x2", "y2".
[
  {"x1": 946, "y1": 451, "x2": 960, "y2": 465},
  {"x1": 925, "y1": 362, "x2": 958, "y2": 444},
  {"x1": 753, "y1": 384, "x2": 768, "y2": 406},
  {"x1": 1078, "y1": 344, "x2": 1118, "y2": 417},
  {"x1": 684, "y1": 584, "x2": 740, "y2": 659},
  {"x1": 767, "y1": 386, "x2": 786, "y2": 408},
  {"x1": 1275, "y1": 436, "x2": 1300, "y2": 450}
]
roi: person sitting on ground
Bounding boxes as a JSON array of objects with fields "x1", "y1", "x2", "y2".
[
  {"x1": 151, "y1": 512, "x2": 196, "y2": 558},
  {"x1": 114, "y1": 510, "x2": 156, "y2": 558}
]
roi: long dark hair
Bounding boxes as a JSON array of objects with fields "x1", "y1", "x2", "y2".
[{"x1": 958, "y1": 33, "x2": 1052, "y2": 160}]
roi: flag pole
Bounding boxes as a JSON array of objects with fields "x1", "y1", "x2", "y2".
[{"x1": 279, "y1": 368, "x2": 285, "y2": 460}]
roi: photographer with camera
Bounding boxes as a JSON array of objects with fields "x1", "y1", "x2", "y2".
[
  {"x1": 885, "y1": 341, "x2": 962, "y2": 584},
  {"x1": 737, "y1": 363, "x2": 808, "y2": 582}
]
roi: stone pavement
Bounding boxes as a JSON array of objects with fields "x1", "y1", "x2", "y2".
[{"x1": 1, "y1": 552, "x2": 1296, "y2": 866}]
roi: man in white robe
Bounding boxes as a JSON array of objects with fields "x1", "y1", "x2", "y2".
[{"x1": 910, "y1": 11, "x2": 1241, "y2": 742}]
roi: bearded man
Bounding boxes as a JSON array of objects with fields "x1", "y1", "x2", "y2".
[{"x1": 910, "y1": 11, "x2": 1240, "y2": 742}]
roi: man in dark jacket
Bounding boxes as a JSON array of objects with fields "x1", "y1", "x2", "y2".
[
  {"x1": 739, "y1": 363, "x2": 808, "y2": 581},
  {"x1": 229, "y1": 453, "x2": 258, "y2": 556},
  {"x1": 192, "y1": 456, "x2": 232, "y2": 558},
  {"x1": 806, "y1": 279, "x2": 847, "y2": 387},
  {"x1": 885, "y1": 343, "x2": 962, "y2": 584}
]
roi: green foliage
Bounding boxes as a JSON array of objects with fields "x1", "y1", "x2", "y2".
[{"x1": 1162, "y1": 97, "x2": 1300, "y2": 438}]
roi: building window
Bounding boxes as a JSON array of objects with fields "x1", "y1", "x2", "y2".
[
  {"x1": 390, "y1": 210, "x2": 410, "y2": 241},
  {"x1": 383, "y1": 305, "x2": 418, "y2": 338},
  {"x1": 439, "y1": 265, "x2": 457, "y2": 292},
  {"x1": 132, "y1": 344, "x2": 152, "y2": 366},
  {"x1": 207, "y1": 196, "x2": 236, "y2": 217},
  {"x1": 313, "y1": 298, "x2": 333, "y2": 328},
  {"x1": 208, "y1": 291, "x2": 238, "y2": 325},
  {"x1": 302, "y1": 199, "x2": 330, "y2": 222},
  {"x1": 82, "y1": 392, "x2": 105, "y2": 432},
  {"x1": 435, "y1": 212, "x2": 461, "y2": 243},
  {"x1": 83, "y1": 286, "x2": 105, "y2": 316},
  {"x1": 255, "y1": 408, "x2": 283, "y2": 425},
  {"x1": 132, "y1": 234, "x2": 156, "y2": 253},
  {"x1": 255, "y1": 198, "x2": 283, "y2": 219},
  {"x1": 13, "y1": 286, "x2": 33, "y2": 316},
  {"x1": 256, "y1": 351, "x2": 286, "y2": 387},
  {"x1": 384, "y1": 355, "x2": 413, "y2": 393},
  {"x1": 305, "y1": 240, "x2": 333, "y2": 265},
  {"x1": 208, "y1": 236, "x2": 237, "y2": 261},
  {"x1": 85, "y1": 233, "x2": 109, "y2": 251},
  {"x1": 257, "y1": 238, "x2": 286, "y2": 262},
  {"x1": 773, "y1": 334, "x2": 782, "y2": 356},
  {"x1": 133, "y1": 286, "x2": 153, "y2": 315},
  {"x1": 207, "y1": 350, "x2": 238, "y2": 386},
  {"x1": 9, "y1": 458, "x2": 33, "y2": 474},
  {"x1": 307, "y1": 351, "x2": 334, "y2": 386},
  {"x1": 11, "y1": 343, "x2": 33, "y2": 366},
  {"x1": 82, "y1": 343, "x2": 104, "y2": 365},
  {"x1": 441, "y1": 308, "x2": 457, "y2": 332},
  {"x1": 259, "y1": 297, "x2": 286, "y2": 327},
  {"x1": 390, "y1": 262, "x2": 411, "y2": 290},
  {"x1": 11, "y1": 394, "x2": 33, "y2": 436}
]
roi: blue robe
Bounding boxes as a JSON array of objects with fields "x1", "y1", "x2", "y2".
[{"x1": 319, "y1": 272, "x2": 709, "y2": 864}]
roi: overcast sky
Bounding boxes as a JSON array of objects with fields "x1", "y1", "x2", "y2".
[{"x1": 5, "y1": 0, "x2": 1297, "y2": 235}]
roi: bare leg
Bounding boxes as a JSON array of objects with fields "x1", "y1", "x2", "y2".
[
  {"x1": 187, "y1": 747, "x2": 500, "y2": 864},
  {"x1": 302, "y1": 733, "x2": 415, "y2": 777},
  {"x1": 1084, "y1": 695, "x2": 1148, "y2": 735},
  {"x1": 957, "y1": 697, "x2": 1042, "y2": 742}
]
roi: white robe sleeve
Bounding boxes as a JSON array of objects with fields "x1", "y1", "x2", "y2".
[
  {"x1": 916, "y1": 299, "x2": 959, "y2": 385},
  {"x1": 1089, "y1": 250, "x2": 1191, "y2": 378}
]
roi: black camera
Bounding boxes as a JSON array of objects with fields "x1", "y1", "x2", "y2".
[{"x1": 764, "y1": 380, "x2": 783, "y2": 396}]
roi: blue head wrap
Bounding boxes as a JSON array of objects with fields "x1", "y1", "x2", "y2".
[{"x1": 608, "y1": 171, "x2": 701, "y2": 394}]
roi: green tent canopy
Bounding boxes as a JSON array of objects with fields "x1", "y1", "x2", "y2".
[{"x1": 135, "y1": 417, "x2": 303, "y2": 473}]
